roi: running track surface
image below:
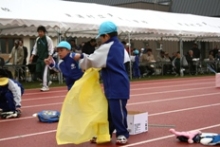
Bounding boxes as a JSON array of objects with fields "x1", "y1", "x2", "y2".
[{"x1": 0, "y1": 75, "x2": 220, "y2": 147}]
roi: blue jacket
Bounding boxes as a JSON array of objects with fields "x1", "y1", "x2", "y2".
[
  {"x1": 79, "y1": 37, "x2": 130, "y2": 99},
  {"x1": 50, "y1": 53, "x2": 83, "y2": 90},
  {"x1": 0, "y1": 79, "x2": 23, "y2": 108}
]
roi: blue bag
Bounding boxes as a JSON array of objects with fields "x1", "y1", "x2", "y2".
[{"x1": 37, "y1": 110, "x2": 60, "y2": 123}]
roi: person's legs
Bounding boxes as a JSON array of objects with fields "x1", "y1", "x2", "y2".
[
  {"x1": 108, "y1": 99, "x2": 129, "y2": 144},
  {"x1": 3, "y1": 92, "x2": 16, "y2": 112},
  {"x1": 0, "y1": 92, "x2": 21, "y2": 119},
  {"x1": 108, "y1": 102, "x2": 115, "y2": 138},
  {"x1": 0, "y1": 94, "x2": 10, "y2": 112},
  {"x1": 35, "y1": 60, "x2": 43, "y2": 81},
  {"x1": 42, "y1": 65, "x2": 49, "y2": 86},
  {"x1": 124, "y1": 62, "x2": 130, "y2": 76},
  {"x1": 134, "y1": 67, "x2": 141, "y2": 78},
  {"x1": 175, "y1": 67, "x2": 180, "y2": 75},
  {"x1": 40, "y1": 60, "x2": 51, "y2": 91}
]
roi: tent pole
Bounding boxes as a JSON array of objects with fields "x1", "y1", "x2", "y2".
[
  {"x1": 57, "y1": 29, "x2": 63, "y2": 84},
  {"x1": 128, "y1": 32, "x2": 132, "y2": 80},
  {"x1": 179, "y1": 37, "x2": 183, "y2": 76}
]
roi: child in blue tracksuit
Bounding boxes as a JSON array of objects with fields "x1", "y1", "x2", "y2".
[
  {"x1": 73, "y1": 21, "x2": 130, "y2": 145},
  {"x1": 0, "y1": 74, "x2": 24, "y2": 119},
  {"x1": 132, "y1": 49, "x2": 141, "y2": 78},
  {"x1": 45, "y1": 41, "x2": 83, "y2": 90}
]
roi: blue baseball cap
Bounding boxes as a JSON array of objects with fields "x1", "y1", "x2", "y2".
[
  {"x1": 56, "y1": 41, "x2": 71, "y2": 50},
  {"x1": 96, "y1": 21, "x2": 117, "y2": 38},
  {"x1": 133, "y1": 50, "x2": 139, "y2": 55}
]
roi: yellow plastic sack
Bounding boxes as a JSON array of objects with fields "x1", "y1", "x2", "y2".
[{"x1": 56, "y1": 68, "x2": 110, "y2": 145}]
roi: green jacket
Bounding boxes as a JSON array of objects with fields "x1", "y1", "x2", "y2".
[{"x1": 32, "y1": 35, "x2": 54, "y2": 60}]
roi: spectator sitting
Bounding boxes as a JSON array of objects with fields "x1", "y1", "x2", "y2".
[
  {"x1": 172, "y1": 52, "x2": 188, "y2": 76},
  {"x1": 157, "y1": 51, "x2": 171, "y2": 75},
  {"x1": 140, "y1": 48, "x2": 156, "y2": 76},
  {"x1": 82, "y1": 39, "x2": 96, "y2": 55}
]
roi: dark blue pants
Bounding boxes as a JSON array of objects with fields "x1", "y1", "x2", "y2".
[
  {"x1": 0, "y1": 92, "x2": 16, "y2": 112},
  {"x1": 108, "y1": 99, "x2": 129, "y2": 139},
  {"x1": 133, "y1": 67, "x2": 141, "y2": 78}
]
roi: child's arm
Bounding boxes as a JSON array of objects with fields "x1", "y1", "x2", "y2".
[
  {"x1": 73, "y1": 46, "x2": 129, "y2": 70},
  {"x1": 45, "y1": 58, "x2": 60, "y2": 72},
  {"x1": 7, "y1": 79, "x2": 22, "y2": 109},
  {"x1": 72, "y1": 44, "x2": 109, "y2": 70}
]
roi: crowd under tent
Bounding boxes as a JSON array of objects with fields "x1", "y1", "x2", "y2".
[{"x1": 1, "y1": 0, "x2": 220, "y2": 79}]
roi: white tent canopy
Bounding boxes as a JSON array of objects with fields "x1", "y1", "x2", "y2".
[{"x1": 1, "y1": 0, "x2": 220, "y2": 41}]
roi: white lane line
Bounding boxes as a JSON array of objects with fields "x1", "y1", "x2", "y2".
[
  {"x1": 128, "y1": 92, "x2": 220, "y2": 106},
  {"x1": 22, "y1": 95, "x2": 64, "y2": 102},
  {"x1": 22, "y1": 85, "x2": 214, "y2": 102},
  {"x1": 1, "y1": 97, "x2": 220, "y2": 124},
  {"x1": 131, "y1": 81, "x2": 213, "y2": 91},
  {"x1": 24, "y1": 76, "x2": 213, "y2": 92},
  {"x1": 0, "y1": 123, "x2": 219, "y2": 143},
  {"x1": 148, "y1": 103, "x2": 220, "y2": 116},
  {"x1": 0, "y1": 130, "x2": 56, "y2": 142},
  {"x1": 121, "y1": 124, "x2": 220, "y2": 147},
  {"x1": 130, "y1": 86, "x2": 213, "y2": 97},
  {"x1": 23, "y1": 80, "x2": 213, "y2": 96}
]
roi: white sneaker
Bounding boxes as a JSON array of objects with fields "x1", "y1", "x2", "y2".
[
  {"x1": 40, "y1": 81, "x2": 52, "y2": 86},
  {"x1": 40, "y1": 86, "x2": 49, "y2": 91},
  {"x1": 48, "y1": 81, "x2": 52, "y2": 86},
  {"x1": 180, "y1": 69, "x2": 185, "y2": 77},
  {"x1": 116, "y1": 135, "x2": 128, "y2": 145}
]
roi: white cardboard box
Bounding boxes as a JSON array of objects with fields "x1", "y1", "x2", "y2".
[
  {"x1": 127, "y1": 111, "x2": 148, "y2": 135},
  {"x1": 216, "y1": 73, "x2": 220, "y2": 87},
  {"x1": 113, "y1": 111, "x2": 148, "y2": 135}
]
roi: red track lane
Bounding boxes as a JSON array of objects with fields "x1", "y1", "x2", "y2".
[
  {"x1": 0, "y1": 81, "x2": 217, "y2": 124},
  {"x1": 129, "y1": 127, "x2": 220, "y2": 147},
  {"x1": 21, "y1": 84, "x2": 217, "y2": 109},
  {"x1": 1, "y1": 106, "x2": 219, "y2": 147},
  {"x1": 0, "y1": 76, "x2": 219, "y2": 147},
  {"x1": 23, "y1": 76, "x2": 214, "y2": 95},
  {"x1": 2, "y1": 93, "x2": 220, "y2": 138},
  {"x1": 23, "y1": 81, "x2": 212, "y2": 99},
  {"x1": 22, "y1": 80, "x2": 214, "y2": 101}
]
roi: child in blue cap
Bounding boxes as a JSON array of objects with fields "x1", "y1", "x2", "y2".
[
  {"x1": 132, "y1": 49, "x2": 141, "y2": 78},
  {"x1": 74, "y1": 21, "x2": 130, "y2": 145},
  {"x1": 44, "y1": 41, "x2": 83, "y2": 90}
]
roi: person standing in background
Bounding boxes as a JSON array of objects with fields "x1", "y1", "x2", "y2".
[
  {"x1": 30, "y1": 26, "x2": 54, "y2": 91},
  {"x1": 19, "y1": 40, "x2": 28, "y2": 80},
  {"x1": 6, "y1": 40, "x2": 24, "y2": 80},
  {"x1": 191, "y1": 43, "x2": 200, "y2": 58},
  {"x1": 122, "y1": 41, "x2": 130, "y2": 77}
]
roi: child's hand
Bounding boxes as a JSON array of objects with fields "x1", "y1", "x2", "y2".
[
  {"x1": 44, "y1": 58, "x2": 51, "y2": 65},
  {"x1": 74, "y1": 53, "x2": 82, "y2": 61}
]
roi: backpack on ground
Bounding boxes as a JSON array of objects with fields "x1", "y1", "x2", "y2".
[{"x1": 35, "y1": 110, "x2": 60, "y2": 123}]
